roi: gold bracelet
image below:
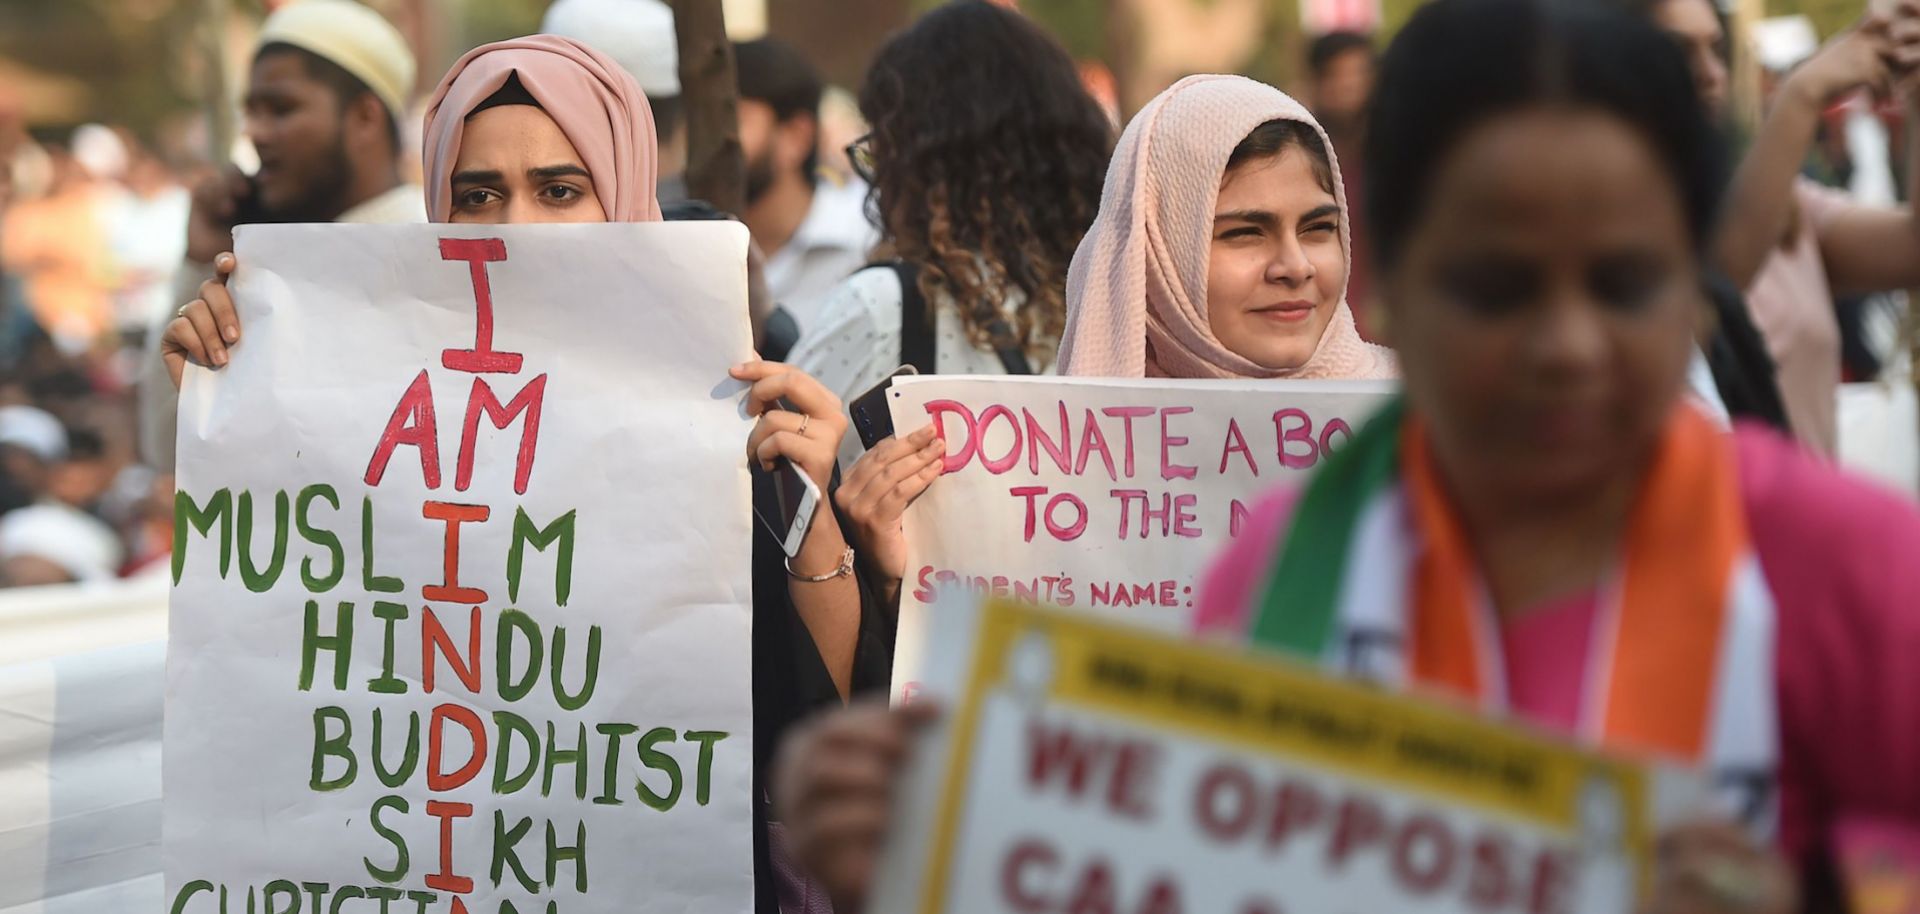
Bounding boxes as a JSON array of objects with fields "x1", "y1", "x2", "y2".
[{"x1": 786, "y1": 545, "x2": 855, "y2": 582}]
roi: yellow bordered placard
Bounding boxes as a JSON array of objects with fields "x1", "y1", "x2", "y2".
[{"x1": 912, "y1": 599, "x2": 1660, "y2": 914}]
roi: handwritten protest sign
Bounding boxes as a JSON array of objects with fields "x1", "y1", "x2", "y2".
[
  {"x1": 873, "y1": 598, "x2": 1705, "y2": 914},
  {"x1": 886, "y1": 376, "x2": 1393, "y2": 700},
  {"x1": 166, "y1": 223, "x2": 756, "y2": 914}
]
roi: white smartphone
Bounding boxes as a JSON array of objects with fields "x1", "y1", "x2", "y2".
[{"x1": 755, "y1": 459, "x2": 821, "y2": 558}]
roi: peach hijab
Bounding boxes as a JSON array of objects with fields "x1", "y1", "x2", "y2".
[
  {"x1": 1056, "y1": 74, "x2": 1393, "y2": 379},
  {"x1": 422, "y1": 34, "x2": 662, "y2": 223}
]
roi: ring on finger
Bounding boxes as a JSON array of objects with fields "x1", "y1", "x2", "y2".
[
  {"x1": 798, "y1": 413, "x2": 812, "y2": 436},
  {"x1": 178, "y1": 302, "x2": 194, "y2": 318}
]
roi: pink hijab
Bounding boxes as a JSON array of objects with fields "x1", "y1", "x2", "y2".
[
  {"x1": 1056, "y1": 75, "x2": 1393, "y2": 379},
  {"x1": 422, "y1": 35, "x2": 662, "y2": 223}
]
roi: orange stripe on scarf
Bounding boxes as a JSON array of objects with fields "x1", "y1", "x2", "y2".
[{"x1": 1402, "y1": 407, "x2": 1744, "y2": 760}]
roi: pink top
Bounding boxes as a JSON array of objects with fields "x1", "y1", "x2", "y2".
[
  {"x1": 1744, "y1": 180, "x2": 1850, "y2": 455},
  {"x1": 1195, "y1": 423, "x2": 1920, "y2": 871},
  {"x1": 1498, "y1": 593, "x2": 1597, "y2": 732}
]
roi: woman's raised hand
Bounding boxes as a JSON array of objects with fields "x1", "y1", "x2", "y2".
[{"x1": 160, "y1": 252, "x2": 242, "y2": 389}]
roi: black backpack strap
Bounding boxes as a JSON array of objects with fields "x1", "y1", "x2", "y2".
[
  {"x1": 985, "y1": 320, "x2": 1034, "y2": 376},
  {"x1": 874, "y1": 260, "x2": 1034, "y2": 376},
  {"x1": 884, "y1": 261, "x2": 936, "y2": 374}
]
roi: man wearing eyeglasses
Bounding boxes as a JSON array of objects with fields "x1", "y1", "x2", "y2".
[{"x1": 734, "y1": 39, "x2": 880, "y2": 346}]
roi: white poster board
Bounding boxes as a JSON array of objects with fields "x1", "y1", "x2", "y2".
[
  {"x1": 166, "y1": 223, "x2": 757, "y2": 914},
  {"x1": 0, "y1": 575, "x2": 169, "y2": 914},
  {"x1": 887, "y1": 376, "x2": 1394, "y2": 700},
  {"x1": 872, "y1": 598, "x2": 1700, "y2": 914}
]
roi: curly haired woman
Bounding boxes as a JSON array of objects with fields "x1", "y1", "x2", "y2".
[{"x1": 785, "y1": 0, "x2": 1112, "y2": 448}]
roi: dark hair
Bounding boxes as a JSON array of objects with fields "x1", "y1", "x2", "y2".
[
  {"x1": 734, "y1": 38, "x2": 823, "y2": 180},
  {"x1": 1614, "y1": 0, "x2": 1735, "y2": 76},
  {"x1": 255, "y1": 43, "x2": 399, "y2": 153},
  {"x1": 860, "y1": 0, "x2": 1113, "y2": 362},
  {"x1": 1308, "y1": 31, "x2": 1375, "y2": 79},
  {"x1": 1365, "y1": 0, "x2": 1721, "y2": 268},
  {"x1": 1225, "y1": 119, "x2": 1336, "y2": 195},
  {"x1": 470, "y1": 73, "x2": 540, "y2": 115}
]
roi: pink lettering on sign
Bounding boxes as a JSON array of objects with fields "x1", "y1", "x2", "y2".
[
  {"x1": 1273, "y1": 409, "x2": 1357, "y2": 471},
  {"x1": 926, "y1": 399, "x2": 977, "y2": 473},
  {"x1": 1219, "y1": 418, "x2": 1258, "y2": 476},
  {"x1": 1026, "y1": 403, "x2": 1073, "y2": 475},
  {"x1": 1011, "y1": 486, "x2": 1089, "y2": 543},
  {"x1": 977, "y1": 405, "x2": 1023, "y2": 474},
  {"x1": 1112, "y1": 491, "x2": 1203, "y2": 540},
  {"x1": 1158, "y1": 407, "x2": 1197, "y2": 481},
  {"x1": 1075, "y1": 409, "x2": 1117, "y2": 480},
  {"x1": 1099, "y1": 406, "x2": 1153, "y2": 479}
]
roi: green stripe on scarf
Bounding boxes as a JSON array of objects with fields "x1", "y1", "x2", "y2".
[{"x1": 1250, "y1": 395, "x2": 1406, "y2": 656}]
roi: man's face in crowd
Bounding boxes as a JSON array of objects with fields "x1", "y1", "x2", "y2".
[
  {"x1": 737, "y1": 97, "x2": 815, "y2": 205},
  {"x1": 1314, "y1": 48, "x2": 1376, "y2": 126},
  {"x1": 244, "y1": 50, "x2": 355, "y2": 221}
]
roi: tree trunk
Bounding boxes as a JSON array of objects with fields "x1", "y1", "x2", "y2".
[
  {"x1": 199, "y1": 0, "x2": 234, "y2": 160},
  {"x1": 673, "y1": 0, "x2": 746, "y2": 215}
]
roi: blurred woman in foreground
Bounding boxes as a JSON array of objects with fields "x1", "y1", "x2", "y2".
[{"x1": 776, "y1": 1, "x2": 1920, "y2": 910}]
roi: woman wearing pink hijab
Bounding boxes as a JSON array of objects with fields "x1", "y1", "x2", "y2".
[
  {"x1": 162, "y1": 36, "x2": 880, "y2": 912},
  {"x1": 1056, "y1": 74, "x2": 1395, "y2": 380}
]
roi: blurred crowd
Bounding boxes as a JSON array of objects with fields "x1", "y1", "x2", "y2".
[
  {"x1": 0, "y1": 119, "x2": 188, "y2": 586},
  {"x1": 0, "y1": 0, "x2": 1913, "y2": 592}
]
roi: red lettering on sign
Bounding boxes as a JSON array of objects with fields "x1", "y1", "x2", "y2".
[
  {"x1": 1265, "y1": 778, "x2": 1324, "y2": 850},
  {"x1": 1194, "y1": 763, "x2": 1257, "y2": 843},
  {"x1": 422, "y1": 501, "x2": 489, "y2": 604},
  {"x1": 424, "y1": 799, "x2": 474, "y2": 891},
  {"x1": 1002, "y1": 839, "x2": 1059, "y2": 913},
  {"x1": 1467, "y1": 835, "x2": 1515, "y2": 912},
  {"x1": 439, "y1": 237, "x2": 524, "y2": 374},
  {"x1": 1327, "y1": 794, "x2": 1387, "y2": 869},
  {"x1": 1392, "y1": 812, "x2": 1458, "y2": 894},
  {"x1": 1530, "y1": 850, "x2": 1576, "y2": 914},
  {"x1": 364, "y1": 370, "x2": 441, "y2": 489},
  {"x1": 422, "y1": 605, "x2": 481, "y2": 694},
  {"x1": 1026, "y1": 720, "x2": 1159, "y2": 820},
  {"x1": 427, "y1": 704, "x2": 487, "y2": 792},
  {"x1": 1027, "y1": 721, "x2": 1106, "y2": 798},
  {"x1": 455, "y1": 374, "x2": 547, "y2": 495}
]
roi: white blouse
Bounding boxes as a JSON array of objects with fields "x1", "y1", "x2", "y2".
[{"x1": 787, "y1": 266, "x2": 1056, "y2": 470}]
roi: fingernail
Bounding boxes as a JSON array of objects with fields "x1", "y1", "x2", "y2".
[
  {"x1": 216, "y1": 254, "x2": 233, "y2": 268},
  {"x1": 214, "y1": 350, "x2": 228, "y2": 366},
  {"x1": 223, "y1": 326, "x2": 238, "y2": 343}
]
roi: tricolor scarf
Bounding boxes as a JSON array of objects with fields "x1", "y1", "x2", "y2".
[{"x1": 1252, "y1": 398, "x2": 1780, "y2": 831}]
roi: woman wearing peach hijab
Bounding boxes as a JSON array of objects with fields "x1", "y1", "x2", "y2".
[
  {"x1": 1056, "y1": 74, "x2": 1394, "y2": 380},
  {"x1": 162, "y1": 36, "x2": 880, "y2": 912},
  {"x1": 834, "y1": 75, "x2": 1395, "y2": 614}
]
